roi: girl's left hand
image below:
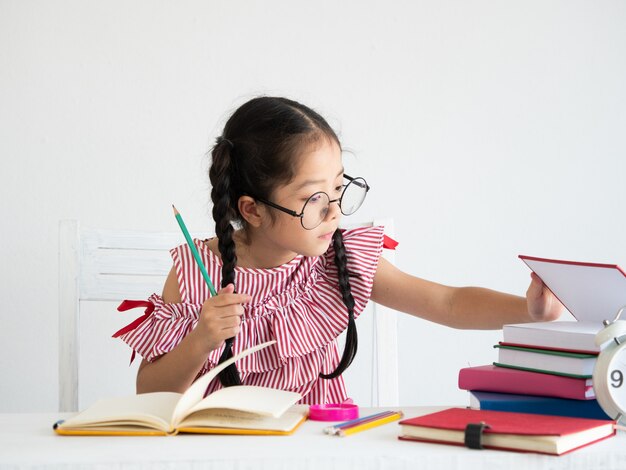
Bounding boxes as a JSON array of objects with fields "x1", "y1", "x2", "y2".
[{"x1": 526, "y1": 272, "x2": 564, "y2": 321}]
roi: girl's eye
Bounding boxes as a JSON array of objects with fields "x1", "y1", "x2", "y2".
[
  {"x1": 309, "y1": 194, "x2": 323, "y2": 204},
  {"x1": 335, "y1": 185, "x2": 344, "y2": 193}
]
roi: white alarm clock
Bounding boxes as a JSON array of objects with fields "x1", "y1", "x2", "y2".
[{"x1": 593, "y1": 306, "x2": 626, "y2": 424}]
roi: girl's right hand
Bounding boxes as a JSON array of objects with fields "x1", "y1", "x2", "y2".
[{"x1": 194, "y1": 284, "x2": 251, "y2": 352}]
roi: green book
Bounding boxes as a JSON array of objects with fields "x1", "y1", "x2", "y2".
[{"x1": 493, "y1": 344, "x2": 597, "y2": 378}]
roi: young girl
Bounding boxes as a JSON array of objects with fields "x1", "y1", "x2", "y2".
[{"x1": 117, "y1": 96, "x2": 562, "y2": 404}]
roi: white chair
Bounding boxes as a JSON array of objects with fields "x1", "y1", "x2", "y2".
[
  {"x1": 58, "y1": 218, "x2": 399, "y2": 412},
  {"x1": 58, "y1": 220, "x2": 197, "y2": 412}
]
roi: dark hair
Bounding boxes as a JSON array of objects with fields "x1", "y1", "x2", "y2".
[{"x1": 208, "y1": 96, "x2": 358, "y2": 386}]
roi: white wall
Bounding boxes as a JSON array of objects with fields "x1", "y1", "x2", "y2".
[{"x1": 1, "y1": 0, "x2": 625, "y2": 412}]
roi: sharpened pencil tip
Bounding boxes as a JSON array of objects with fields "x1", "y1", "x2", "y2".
[{"x1": 172, "y1": 205, "x2": 179, "y2": 215}]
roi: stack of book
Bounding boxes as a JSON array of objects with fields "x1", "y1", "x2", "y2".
[
  {"x1": 458, "y1": 321, "x2": 608, "y2": 420},
  {"x1": 459, "y1": 255, "x2": 626, "y2": 421}
]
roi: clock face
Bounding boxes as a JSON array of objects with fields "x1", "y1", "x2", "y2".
[{"x1": 607, "y1": 347, "x2": 626, "y2": 414}]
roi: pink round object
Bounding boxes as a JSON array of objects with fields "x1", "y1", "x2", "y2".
[{"x1": 308, "y1": 403, "x2": 359, "y2": 421}]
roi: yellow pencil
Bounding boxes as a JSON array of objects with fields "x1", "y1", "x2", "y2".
[{"x1": 337, "y1": 411, "x2": 404, "y2": 437}]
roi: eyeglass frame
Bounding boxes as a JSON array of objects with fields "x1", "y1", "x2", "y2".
[{"x1": 252, "y1": 174, "x2": 370, "y2": 230}]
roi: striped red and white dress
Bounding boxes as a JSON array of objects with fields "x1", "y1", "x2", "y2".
[{"x1": 118, "y1": 225, "x2": 385, "y2": 404}]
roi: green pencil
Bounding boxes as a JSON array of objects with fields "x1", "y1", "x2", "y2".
[{"x1": 172, "y1": 205, "x2": 217, "y2": 296}]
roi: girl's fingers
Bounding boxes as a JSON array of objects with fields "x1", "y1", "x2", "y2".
[
  {"x1": 218, "y1": 284, "x2": 235, "y2": 295},
  {"x1": 527, "y1": 272, "x2": 544, "y2": 299},
  {"x1": 212, "y1": 293, "x2": 251, "y2": 306},
  {"x1": 208, "y1": 304, "x2": 245, "y2": 321},
  {"x1": 221, "y1": 326, "x2": 241, "y2": 338},
  {"x1": 210, "y1": 284, "x2": 252, "y2": 306},
  {"x1": 221, "y1": 315, "x2": 241, "y2": 329}
]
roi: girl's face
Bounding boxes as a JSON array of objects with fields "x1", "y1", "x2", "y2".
[{"x1": 260, "y1": 137, "x2": 344, "y2": 258}]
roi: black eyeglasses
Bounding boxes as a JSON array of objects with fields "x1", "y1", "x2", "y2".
[{"x1": 254, "y1": 175, "x2": 370, "y2": 230}]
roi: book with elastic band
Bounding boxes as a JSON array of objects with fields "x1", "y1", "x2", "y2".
[{"x1": 398, "y1": 407, "x2": 615, "y2": 455}]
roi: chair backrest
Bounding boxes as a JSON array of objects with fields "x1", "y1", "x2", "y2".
[
  {"x1": 58, "y1": 218, "x2": 399, "y2": 411},
  {"x1": 58, "y1": 220, "x2": 204, "y2": 411}
]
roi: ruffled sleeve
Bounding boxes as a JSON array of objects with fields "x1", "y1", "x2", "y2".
[
  {"x1": 319, "y1": 225, "x2": 385, "y2": 320},
  {"x1": 116, "y1": 293, "x2": 202, "y2": 363}
]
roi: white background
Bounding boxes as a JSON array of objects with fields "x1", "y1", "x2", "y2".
[{"x1": 1, "y1": 0, "x2": 625, "y2": 412}]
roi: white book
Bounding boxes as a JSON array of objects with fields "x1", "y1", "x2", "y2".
[
  {"x1": 495, "y1": 344, "x2": 597, "y2": 377},
  {"x1": 505, "y1": 256, "x2": 626, "y2": 353},
  {"x1": 519, "y1": 255, "x2": 626, "y2": 322},
  {"x1": 503, "y1": 321, "x2": 603, "y2": 353}
]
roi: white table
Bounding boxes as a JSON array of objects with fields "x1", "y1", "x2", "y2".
[{"x1": 1, "y1": 407, "x2": 625, "y2": 470}]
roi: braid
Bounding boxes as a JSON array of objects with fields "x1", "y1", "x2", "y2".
[
  {"x1": 320, "y1": 229, "x2": 358, "y2": 379},
  {"x1": 209, "y1": 140, "x2": 242, "y2": 387}
]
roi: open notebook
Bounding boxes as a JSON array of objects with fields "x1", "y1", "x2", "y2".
[{"x1": 54, "y1": 341, "x2": 308, "y2": 436}]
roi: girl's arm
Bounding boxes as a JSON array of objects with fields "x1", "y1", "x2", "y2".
[
  {"x1": 370, "y1": 257, "x2": 562, "y2": 329},
  {"x1": 135, "y1": 267, "x2": 248, "y2": 394}
]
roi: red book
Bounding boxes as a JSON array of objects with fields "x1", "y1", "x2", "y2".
[
  {"x1": 398, "y1": 408, "x2": 615, "y2": 455},
  {"x1": 458, "y1": 365, "x2": 595, "y2": 400}
]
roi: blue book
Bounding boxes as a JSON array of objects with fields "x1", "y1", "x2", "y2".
[{"x1": 469, "y1": 391, "x2": 611, "y2": 420}]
